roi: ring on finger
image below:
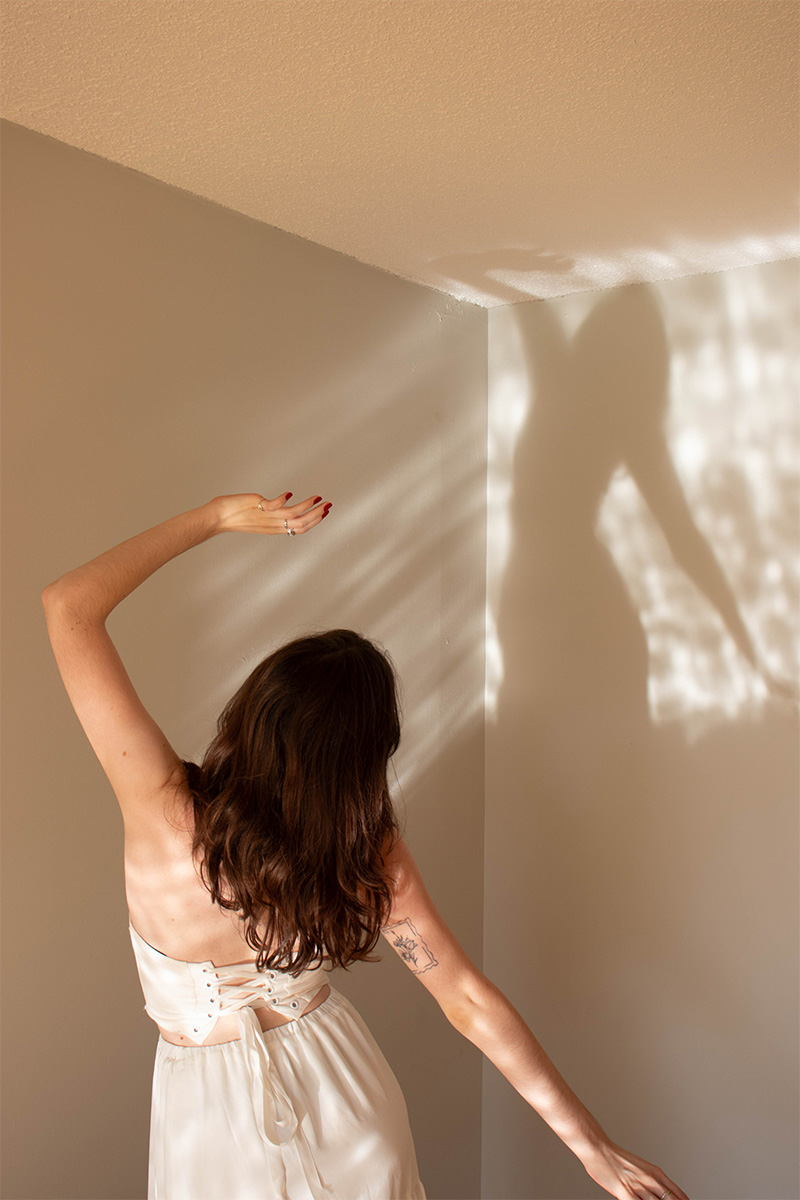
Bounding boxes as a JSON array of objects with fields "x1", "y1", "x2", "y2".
[{"x1": 257, "y1": 499, "x2": 265, "y2": 511}]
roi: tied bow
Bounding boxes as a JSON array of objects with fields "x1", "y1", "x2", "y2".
[{"x1": 237, "y1": 1007, "x2": 335, "y2": 1199}]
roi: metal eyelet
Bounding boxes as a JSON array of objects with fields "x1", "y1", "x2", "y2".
[
  {"x1": 193, "y1": 1027, "x2": 199, "y2": 1032},
  {"x1": 291, "y1": 1001, "x2": 298, "y2": 1009}
]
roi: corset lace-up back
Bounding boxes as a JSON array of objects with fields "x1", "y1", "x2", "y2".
[{"x1": 128, "y1": 919, "x2": 330, "y2": 1043}]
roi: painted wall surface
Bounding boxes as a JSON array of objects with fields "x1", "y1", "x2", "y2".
[
  {"x1": 0, "y1": 120, "x2": 487, "y2": 1200},
  {"x1": 484, "y1": 262, "x2": 799, "y2": 1199},
  {"x1": 3, "y1": 116, "x2": 797, "y2": 1200}
]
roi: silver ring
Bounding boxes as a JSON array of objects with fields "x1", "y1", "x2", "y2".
[
  {"x1": 288, "y1": 528, "x2": 296, "y2": 537},
  {"x1": 257, "y1": 499, "x2": 265, "y2": 511}
]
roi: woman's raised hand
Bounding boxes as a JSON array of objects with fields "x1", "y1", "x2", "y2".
[{"x1": 212, "y1": 492, "x2": 331, "y2": 537}]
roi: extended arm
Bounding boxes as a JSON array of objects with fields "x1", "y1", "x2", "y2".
[
  {"x1": 42, "y1": 492, "x2": 328, "y2": 621},
  {"x1": 42, "y1": 492, "x2": 329, "y2": 829},
  {"x1": 448, "y1": 976, "x2": 682, "y2": 1198},
  {"x1": 381, "y1": 838, "x2": 690, "y2": 1200}
]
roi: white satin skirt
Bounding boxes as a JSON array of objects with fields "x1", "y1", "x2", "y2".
[{"x1": 148, "y1": 984, "x2": 427, "y2": 1200}]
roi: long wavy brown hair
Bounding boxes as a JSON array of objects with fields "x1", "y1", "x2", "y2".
[{"x1": 182, "y1": 629, "x2": 404, "y2": 976}]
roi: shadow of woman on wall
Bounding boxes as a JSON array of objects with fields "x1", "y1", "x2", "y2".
[{"x1": 486, "y1": 281, "x2": 798, "y2": 1195}]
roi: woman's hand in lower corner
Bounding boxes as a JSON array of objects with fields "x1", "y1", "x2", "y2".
[
  {"x1": 580, "y1": 1138, "x2": 690, "y2": 1200},
  {"x1": 210, "y1": 492, "x2": 332, "y2": 537}
]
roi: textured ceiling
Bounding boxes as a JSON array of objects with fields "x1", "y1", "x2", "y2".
[{"x1": 1, "y1": 0, "x2": 798, "y2": 306}]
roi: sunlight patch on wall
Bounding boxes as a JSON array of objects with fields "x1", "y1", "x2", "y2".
[
  {"x1": 442, "y1": 231, "x2": 800, "y2": 307},
  {"x1": 596, "y1": 268, "x2": 799, "y2": 740},
  {"x1": 485, "y1": 315, "x2": 529, "y2": 718},
  {"x1": 176, "y1": 299, "x2": 487, "y2": 798}
]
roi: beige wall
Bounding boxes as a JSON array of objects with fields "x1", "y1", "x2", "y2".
[
  {"x1": 2, "y1": 117, "x2": 798, "y2": 1200},
  {"x1": 0, "y1": 120, "x2": 487, "y2": 1200},
  {"x1": 484, "y1": 262, "x2": 799, "y2": 1198}
]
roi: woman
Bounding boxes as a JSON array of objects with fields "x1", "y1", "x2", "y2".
[{"x1": 42, "y1": 490, "x2": 689, "y2": 1200}]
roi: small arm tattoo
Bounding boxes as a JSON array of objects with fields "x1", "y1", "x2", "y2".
[{"x1": 383, "y1": 918, "x2": 439, "y2": 975}]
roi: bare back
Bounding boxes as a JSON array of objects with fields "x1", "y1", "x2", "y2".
[{"x1": 123, "y1": 782, "x2": 330, "y2": 1043}]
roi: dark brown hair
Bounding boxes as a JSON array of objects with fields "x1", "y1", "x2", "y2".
[{"x1": 183, "y1": 629, "x2": 404, "y2": 976}]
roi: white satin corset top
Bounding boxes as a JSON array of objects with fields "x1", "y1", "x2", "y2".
[{"x1": 128, "y1": 919, "x2": 332, "y2": 1043}]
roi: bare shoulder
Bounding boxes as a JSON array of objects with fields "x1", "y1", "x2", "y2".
[
  {"x1": 380, "y1": 832, "x2": 414, "y2": 887},
  {"x1": 123, "y1": 781, "x2": 252, "y2": 962}
]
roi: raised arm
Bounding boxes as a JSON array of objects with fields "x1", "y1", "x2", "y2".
[
  {"x1": 380, "y1": 837, "x2": 690, "y2": 1200},
  {"x1": 41, "y1": 492, "x2": 329, "y2": 833}
]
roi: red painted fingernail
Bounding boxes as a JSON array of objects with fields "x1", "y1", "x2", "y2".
[
  {"x1": 314, "y1": 496, "x2": 322, "y2": 504},
  {"x1": 285, "y1": 492, "x2": 293, "y2": 499}
]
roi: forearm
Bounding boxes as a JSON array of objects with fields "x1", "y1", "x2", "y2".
[
  {"x1": 451, "y1": 979, "x2": 608, "y2": 1162},
  {"x1": 42, "y1": 500, "x2": 222, "y2": 622}
]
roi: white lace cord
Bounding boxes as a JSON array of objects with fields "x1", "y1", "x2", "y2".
[
  {"x1": 215, "y1": 965, "x2": 323, "y2": 1019},
  {"x1": 234, "y1": 1005, "x2": 296, "y2": 1145}
]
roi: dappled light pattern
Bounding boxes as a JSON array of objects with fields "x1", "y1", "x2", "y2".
[
  {"x1": 169, "y1": 293, "x2": 487, "y2": 802},
  {"x1": 487, "y1": 263, "x2": 798, "y2": 740},
  {"x1": 486, "y1": 319, "x2": 529, "y2": 717},
  {"x1": 596, "y1": 267, "x2": 799, "y2": 738},
  {"x1": 484, "y1": 260, "x2": 799, "y2": 1199},
  {"x1": 432, "y1": 232, "x2": 799, "y2": 307}
]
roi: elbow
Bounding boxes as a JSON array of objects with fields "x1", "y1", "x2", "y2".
[
  {"x1": 41, "y1": 580, "x2": 69, "y2": 611},
  {"x1": 443, "y1": 997, "x2": 474, "y2": 1032},
  {"x1": 443, "y1": 972, "x2": 500, "y2": 1038},
  {"x1": 444, "y1": 995, "x2": 490, "y2": 1052},
  {"x1": 41, "y1": 579, "x2": 83, "y2": 621},
  {"x1": 41, "y1": 579, "x2": 106, "y2": 627}
]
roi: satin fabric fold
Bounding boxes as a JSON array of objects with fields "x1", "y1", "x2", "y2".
[
  {"x1": 130, "y1": 923, "x2": 426, "y2": 1198},
  {"x1": 237, "y1": 1006, "x2": 334, "y2": 1199},
  {"x1": 147, "y1": 988, "x2": 427, "y2": 1199}
]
